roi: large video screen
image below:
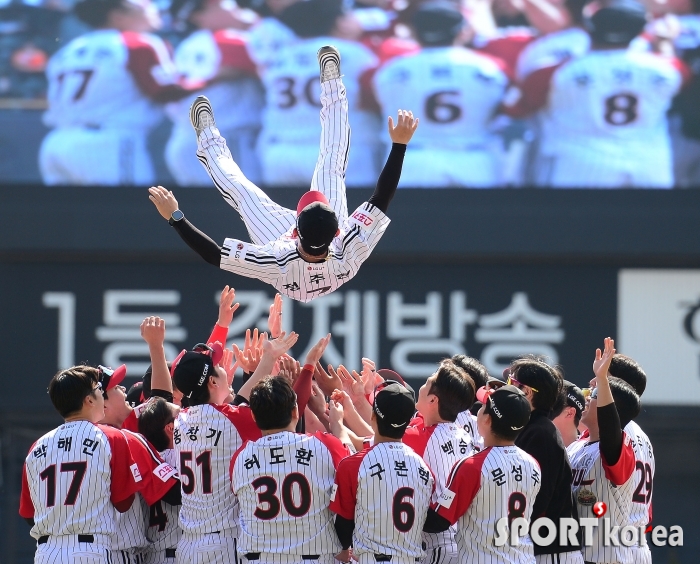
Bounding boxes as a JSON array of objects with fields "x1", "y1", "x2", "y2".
[{"x1": 0, "y1": 0, "x2": 698, "y2": 188}]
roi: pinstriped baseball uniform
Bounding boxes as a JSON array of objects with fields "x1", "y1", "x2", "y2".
[
  {"x1": 174, "y1": 403, "x2": 261, "y2": 564},
  {"x1": 330, "y1": 442, "x2": 435, "y2": 564},
  {"x1": 436, "y1": 446, "x2": 541, "y2": 564},
  {"x1": 115, "y1": 430, "x2": 179, "y2": 561},
  {"x1": 230, "y1": 431, "x2": 350, "y2": 562},
  {"x1": 566, "y1": 432, "x2": 636, "y2": 564},
  {"x1": 403, "y1": 421, "x2": 475, "y2": 564},
  {"x1": 143, "y1": 449, "x2": 182, "y2": 564},
  {"x1": 196, "y1": 76, "x2": 390, "y2": 303},
  {"x1": 624, "y1": 421, "x2": 654, "y2": 564},
  {"x1": 455, "y1": 410, "x2": 484, "y2": 451},
  {"x1": 19, "y1": 422, "x2": 143, "y2": 562}
]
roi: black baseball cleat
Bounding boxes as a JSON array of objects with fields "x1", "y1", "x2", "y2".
[
  {"x1": 318, "y1": 45, "x2": 341, "y2": 83},
  {"x1": 190, "y1": 95, "x2": 217, "y2": 137}
]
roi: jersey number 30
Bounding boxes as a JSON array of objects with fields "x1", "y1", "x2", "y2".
[{"x1": 252, "y1": 473, "x2": 312, "y2": 519}]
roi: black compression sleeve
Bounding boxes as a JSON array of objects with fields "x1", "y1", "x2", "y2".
[
  {"x1": 161, "y1": 481, "x2": 182, "y2": 506},
  {"x1": 24, "y1": 517, "x2": 34, "y2": 527},
  {"x1": 171, "y1": 218, "x2": 221, "y2": 267},
  {"x1": 423, "y1": 508, "x2": 452, "y2": 533},
  {"x1": 598, "y1": 403, "x2": 623, "y2": 466},
  {"x1": 232, "y1": 394, "x2": 248, "y2": 406},
  {"x1": 150, "y1": 389, "x2": 174, "y2": 403},
  {"x1": 334, "y1": 515, "x2": 355, "y2": 549},
  {"x1": 367, "y1": 143, "x2": 407, "y2": 214}
]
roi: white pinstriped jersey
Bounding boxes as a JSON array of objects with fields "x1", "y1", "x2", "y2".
[
  {"x1": 404, "y1": 421, "x2": 475, "y2": 551},
  {"x1": 116, "y1": 430, "x2": 180, "y2": 551},
  {"x1": 567, "y1": 432, "x2": 636, "y2": 564},
  {"x1": 220, "y1": 202, "x2": 390, "y2": 302},
  {"x1": 624, "y1": 421, "x2": 654, "y2": 528},
  {"x1": 536, "y1": 50, "x2": 683, "y2": 157},
  {"x1": 436, "y1": 446, "x2": 541, "y2": 563},
  {"x1": 455, "y1": 410, "x2": 484, "y2": 451},
  {"x1": 260, "y1": 36, "x2": 377, "y2": 144},
  {"x1": 230, "y1": 431, "x2": 350, "y2": 555},
  {"x1": 19, "y1": 421, "x2": 141, "y2": 541},
  {"x1": 146, "y1": 449, "x2": 182, "y2": 552},
  {"x1": 44, "y1": 30, "x2": 175, "y2": 130},
  {"x1": 373, "y1": 46, "x2": 509, "y2": 149},
  {"x1": 515, "y1": 27, "x2": 589, "y2": 80},
  {"x1": 330, "y1": 442, "x2": 435, "y2": 559},
  {"x1": 174, "y1": 403, "x2": 260, "y2": 535}
]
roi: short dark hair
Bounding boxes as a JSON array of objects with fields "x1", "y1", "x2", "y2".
[
  {"x1": 74, "y1": 0, "x2": 128, "y2": 28},
  {"x1": 609, "y1": 354, "x2": 646, "y2": 396},
  {"x1": 375, "y1": 418, "x2": 405, "y2": 439},
  {"x1": 451, "y1": 355, "x2": 490, "y2": 390},
  {"x1": 278, "y1": 0, "x2": 344, "y2": 38},
  {"x1": 551, "y1": 388, "x2": 581, "y2": 427},
  {"x1": 138, "y1": 398, "x2": 176, "y2": 452},
  {"x1": 510, "y1": 357, "x2": 563, "y2": 412},
  {"x1": 250, "y1": 377, "x2": 297, "y2": 431},
  {"x1": 48, "y1": 365, "x2": 100, "y2": 418},
  {"x1": 429, "y1": 360, "x2": 475, "y2": 421},
  {"x1": 608, "y1": 376, "x2": 641, "y2": 428}
]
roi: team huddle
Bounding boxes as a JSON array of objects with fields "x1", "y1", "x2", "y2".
[
  {"x1": 20, "y1": 284, "x2": 655, "y2": 564},
  {"x1": 38, "y1": 0, "x2": 697, "y2": 189}
]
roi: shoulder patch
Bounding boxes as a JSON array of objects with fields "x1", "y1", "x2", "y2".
[{"x1": 349, "y1": 209, "x2": 375, "y2": 229}]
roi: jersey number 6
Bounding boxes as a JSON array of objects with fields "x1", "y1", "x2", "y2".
[{"x1": 392, "y1": 487, "x2": 415, "y2": 532}]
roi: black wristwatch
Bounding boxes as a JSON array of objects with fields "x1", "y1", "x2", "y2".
[{"x1": 168, "y1": 210, "x2": 185, "y2": 226}]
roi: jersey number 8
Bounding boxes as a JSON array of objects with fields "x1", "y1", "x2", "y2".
[{"x1": 604, "y1": 94, "x2": 638, "y2": 126}]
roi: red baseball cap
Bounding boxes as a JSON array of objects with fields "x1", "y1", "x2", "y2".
[
  {"x1": 297, "y1": 191, "x2": 330, "y2": 215},
  {"x1": 98, "y1": 364, "x2": 127, "y2": 391}
]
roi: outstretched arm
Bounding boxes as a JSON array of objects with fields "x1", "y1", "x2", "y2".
[
  {"x1": 368, "y1": 110, "x2": 419, "y2": 214},
  {"x1": 149, "y1": 186, "x2": 222, "y2": 266}
]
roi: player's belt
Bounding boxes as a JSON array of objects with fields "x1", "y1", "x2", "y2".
[
  {"x1": 244, "y1": 554, "x2": 320, "y2": 560},
  {"x1": 165, "y1": 548, "x2": 176, "y2": 558},
  {"x1": 37, "y1": 534, "x2": 94, "y2": 545},
  {"x1": 373, "y1": 557, "x2": 420, "y2": 562}
]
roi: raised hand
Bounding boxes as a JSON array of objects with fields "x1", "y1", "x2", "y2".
[
  {"x1": 148, "y1": 186, "x2": 179, "y2": 220},
  {"x1": 360, "y1": 357, "x2": 378, "y2": 395},
  {"x1": 314, "y1": 362, "x2": 343, "y2": 396},
  {"x1": 337, "y1": 365, "x2": 365, "y2": 399},
  {"x1": 141, "y1": 316, "x2": 165, "y2": 347},
  {"x1": 388, "y1": 109, "x2": 419, "y2": 145},
  {"x1": 593, "y1": 337, "x2": 616, "y2": 381},
  {"x1": 217, "y1": 286, "x2": 240, "y2": 328},
  {"x1": 307, "y1": 383, "x2": 328, "y2": 419},
  {"x1": 262, "y1": 331, "x2": 299, "y2": 360},
  {"x1": 232, "y1": 328, "x2": 266, "y2": 373},
  {"x1": 219, "y1": 347, "x2": 236, "y2": 387},
  {"x1": 305, "y1": 334, "x2": 331, "y2": 367},
  {"x1": 277, "y1": 354, "x2": 301, "y2": 384},
  {"x1": 267, "y1": 293, "x2": 283, "y2": 338}
]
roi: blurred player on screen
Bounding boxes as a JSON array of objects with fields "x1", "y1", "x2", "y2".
[
  {"x1": 258, "y1": 0, "x2": 381, "y2": 187},
  {"x1": 165, "y1": 0, "x2": 264, "y2": 186},
  {"x1": 373, "y1": 2, "x2": 510, "y2": 187},
  {"x1": 40, "y1": 0, "x2": 203, "y2": 186},
  {"x1": 505, "y1": 0, "x2": 688, "y2": 188}
]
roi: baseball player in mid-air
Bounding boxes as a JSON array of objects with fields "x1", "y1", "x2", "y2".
[{"x1": 148, "y1": 45, "x2": 419, "y2": 302}]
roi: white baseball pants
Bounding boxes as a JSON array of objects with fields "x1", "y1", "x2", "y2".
[
  {"x1": 176, "y1": 531, "x2": 239, "y2": 564},
  {"x1": 33, "y1": 534, "x2": 112, "y2": 564},
  {"x1": 196, "y1": 77, "x2": 350, "y2": 245}
]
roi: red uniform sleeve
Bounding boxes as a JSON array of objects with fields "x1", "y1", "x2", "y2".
[
  {"x1": 100, "y1": 425, "x2": 142, "y2": 506},
  {"x1": 294, "y1": 364, "x2": 314, "y2": 416},
  {"x1": 601, "y1": 432, "x2": 635, "y2": 486},
  {"x1": 402, "y1": 424, "x2": 436, "y2": 458},
  {"x1": 477, "y1": 34, "x2": 534, "y2": 77},
  {"x1": 501, "y1": 62, "x2": 562, "y2": 118},
  {"x1": 435, "y1": 449, "x2": 488, "y2": 525},
  {"x1": 19, "y1": 457, "x2": 34, "y2": 518},
  {"x1": 213, "y1": 30, "x2": 258, "y2": 74},
  {"x1": 123, "y1": 31, "x2": 203, "y2": 103},
  {"x1": 329, "y1": 450, "x2": 365, "y2": 520},
  {"x1": 207, "y1": 324, "x2": 229, "y2": 348},
  {"x1": 314, "y1": 431, "x2": 351, "y2": 469},
  {"x1": 667, "y1": 56, "x2": 692, "y2": 87},
  {"x1": 121, "y1": 430, "x2": 179, "y2": 505},
  {"x1": 214, "y1": 404, "x2": 262, "y2": 442},
  {"x1": 122, "y1": 410, "x2": 139, "y2": 433}
]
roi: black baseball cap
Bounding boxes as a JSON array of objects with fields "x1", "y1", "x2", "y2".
[
  {"x1": 297, "y1": 202, "x2": 338, "y2": 255},
  {"x1": 485, "y1": 385, "x2": 532, "y2": 434},
  {"x1": 413, "y1": 1, "x2": 465, "y2": 46},
  {"x1": 172, "y1": 343, "x2": 224, "y2": 400},
  {"x1": 586, "y1": 0, "x2": 647, "y2": 45},
  {"x1": 126, "y1": 381, "x2": 145, "y2": 407},
  {"x1": 563, "y1": 380, "x2": 585, "y2": 417},
  {"x1": 373, "y1": 382, "x2": 417, "y2": 431},
  {"x1": 376, "y1": 368, "x2": 415, "y2": 400}
]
